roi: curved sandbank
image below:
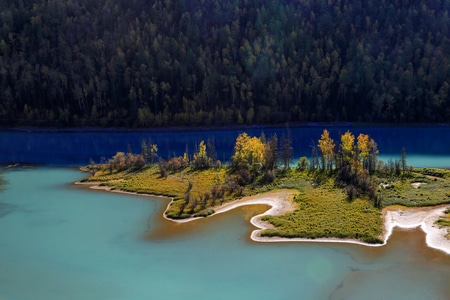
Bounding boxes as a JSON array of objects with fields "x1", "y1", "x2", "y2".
[
  {"x1": 383, "y1": 205, "x2": 450, "y2": 255},
  {"x1": 76, "y1": 181, "x2": 450, "y2": 255},
  {"x1": 164, "y1": 189, "x2": 450, "y2": 254},
  {"x1": 163, "y1": 189, "x2": 297, "y2": 224}
]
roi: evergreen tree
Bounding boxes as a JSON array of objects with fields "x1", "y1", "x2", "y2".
[{"x1": 0, "y1": 0, "x2": 448, "y2": 127}]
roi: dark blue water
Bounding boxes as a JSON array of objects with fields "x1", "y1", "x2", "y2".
[{"x1": 1, "y1": 125, "x2": 450, "y2": 167}]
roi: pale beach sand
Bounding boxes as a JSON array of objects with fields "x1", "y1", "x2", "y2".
[
  {"x1": 77, "y1": 181, "x2": 450, "y2": 254},
  {"x1": 383, "y1": 205, "x2": 450, "y2": 254},
  {"x1": 165, "y1": 189, "x2": 297, "y2": 224},
  {"x1": 165, "y1": 188, "x2": 450, "y2": 254}
]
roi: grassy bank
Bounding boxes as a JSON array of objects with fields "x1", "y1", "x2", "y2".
[
  {"x1": 82, "y1": 166, "x2": 450, "y2": 243},
  {"x1": 378, "y1": 168, "x2": 450, "y2": 208},
  {"x1": 84, "y1": 166, "x2": 225, "y2": 199},
  {"x1": 83, "y1": 165, "x2": 232, "y2": 218},
  {"x1": 260, "y1": 178, "x2": 383, "y2": 243}
]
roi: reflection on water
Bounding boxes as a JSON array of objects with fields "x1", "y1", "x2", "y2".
[{"x1": 0, "y1": 168, "x2": 449, "y2": 300}]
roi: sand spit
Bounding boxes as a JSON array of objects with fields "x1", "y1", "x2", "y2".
[
  {"x1": 165, "y1": 189, "x2": 297, "y2": 224},
  {"x1": 165, "y1": 189, "x2": 450, "y2": 254},
  {"x1": 383, "y1": 205, "x2": 450, "y2": 255},
  {"x1": 75, "y1": 181, "x2": 172, "y2": 201},
  {"x1": 76, "y1": 181, "x2": 450, "y2": 255}
]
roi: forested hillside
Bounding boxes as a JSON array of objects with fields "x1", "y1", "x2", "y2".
[{"x1": 1, "y1": 0, "x2": 449, "y2": 127}]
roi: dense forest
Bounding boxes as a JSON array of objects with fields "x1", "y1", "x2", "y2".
[{"x1": 0, "y1": 0, "x2": 449, "y2": 127}]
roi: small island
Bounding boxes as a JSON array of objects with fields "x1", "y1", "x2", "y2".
[{"x1": 80, "y1": 129, "x2": 450, "y2": 250}]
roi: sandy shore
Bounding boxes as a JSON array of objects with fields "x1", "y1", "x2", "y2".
[
  {"x1": 249, "y1": 203, "x2": 450, "y2": 254},
  {"x1": 165, "y1": 188, "x2": 450, "y2": 254},
  {"x1": 75, "y1": 181, "x2": 172, "y2": 201},
  {"x1": 76, "y1": 181, "x2": 450, "y2": 254},
  {"x1": 383, "y1": 205, "x2": 450, "y2": 254},
  {"x1": 165, "y1": 189, "x2": 297, "y2": 224}
]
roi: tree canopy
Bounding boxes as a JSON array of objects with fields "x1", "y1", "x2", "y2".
[{"x1": 1, "y1": 0, "x2": 449, "y2": 127}]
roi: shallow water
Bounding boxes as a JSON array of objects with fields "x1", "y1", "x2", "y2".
[{"x1": 1, "y1": 168, "x2": 449, "y2": 299}]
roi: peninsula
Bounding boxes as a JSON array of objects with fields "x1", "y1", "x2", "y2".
[{"x1": 81, "y1": 129, "x2": 450, "y2": 251}]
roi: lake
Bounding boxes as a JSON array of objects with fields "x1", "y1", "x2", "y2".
[
  {"x1": 1, "y1": 126, "x2": 450, "y2": 299},
  {"x1": 1, "y1": 125, "x2": 450, "y2": 167}
]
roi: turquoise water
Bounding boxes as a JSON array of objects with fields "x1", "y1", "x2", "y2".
[{"x1": 1, "y1": 168, "x2": 449, "y2": 299}]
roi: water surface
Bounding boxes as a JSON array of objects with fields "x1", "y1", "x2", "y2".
[
  {"x1": 1, "y1": 127, "x2": 450, "y2": 299},
  {"x1": 0, "y1": 168, "x2": 449, "y2": 299},
  {"x1": 1, "y1": 126, "x2": 449, "y2": 167}
]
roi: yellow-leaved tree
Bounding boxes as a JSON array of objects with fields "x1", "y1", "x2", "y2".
[
  {"x1": 357, "y1": 133, "x2": 370, "y2": 171},
  {"x1": 340, "y1": 131, "x2": 355, "y2": 165},
  {"x1": 317, "y1": 129, "x2": 335, "y2": 171},
  {"x1": 357, "y1": 133, "x2": 370, "y2": 160},
  {"x1": 232, "y1": 133, "x2": 265, "y2": 167},
  {"x1": 356, "y1": 133, "x2": 379, "y2": 173},
  {"x1": 193, "y1": 140, "x2": 209, "y2": 168}
]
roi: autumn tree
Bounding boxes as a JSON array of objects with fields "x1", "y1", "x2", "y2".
[
  {"x1": 232, "y1": 133, "x2": 265, "y2": 168},
  {"x1": 357, "y1": 133, "x2": 370, "y2": 172},
  {"x1": 336, "y1": 131, "x2": 356, "y2": 171},
  {"x1": 317, "y1": 129, "x2": 335, "y2": 171},
  {"x1": 110, "y1": 152, "x2": 127, "y2": 171},
  {"x1": 357, "y1": 133, "x2": 379, "y2": 174},
  {"x1": 167, "y1": 156, "x2": 188, "y2": 172},
  {"x1": 338, "y1": 131, "x2": 364, "y2": 184},
  {"x1": 193, "y1": 140, "x2": 209, "y2": 169},
  {"x1": 334, "y1": 131, "x2": 379, "y2": 204}
]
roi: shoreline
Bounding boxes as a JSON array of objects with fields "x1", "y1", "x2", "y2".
[
  {"x1": 75, "y1": 181, "x2": 174, "y2": 202},
  {"x1": 163, "y1": 189, "x2": 298, "y2": 224},
  {"x1": 382, "y1": 205, "x2": 450, "y2": 255},
  {"x1": 1, "y1": 123, "x2": 352, "y2": 133},
  {"x1": 3, "y1": 122, "x2": 449, "y2": 134},
  {"x1": 75, "y1": 181, "x2": 450, "y2": 255}
]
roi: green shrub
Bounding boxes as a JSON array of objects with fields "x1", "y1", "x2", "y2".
[{"x1": 194, "y1": 208, "x2": 215, "y2": 218}]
